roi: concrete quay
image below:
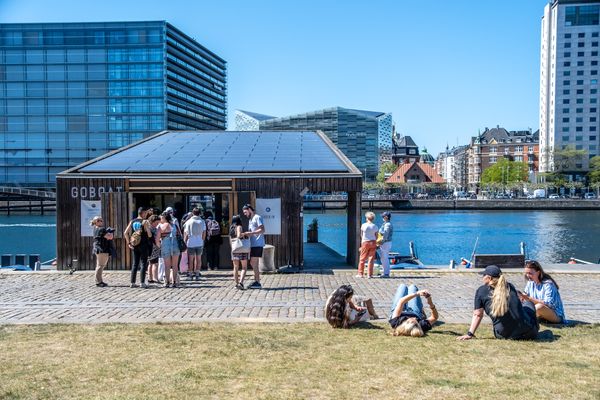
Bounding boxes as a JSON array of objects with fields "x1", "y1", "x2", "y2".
[{"x1": 1, "y1": 269, "x2": 599, "y2": 325}]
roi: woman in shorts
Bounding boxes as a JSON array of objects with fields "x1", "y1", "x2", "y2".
[
  {"x1": 230, "y1": 215, "x2": 249, "y2": 290},
  {"x1": 158, "y1": 212, "x2": 181, "y2": 287}
]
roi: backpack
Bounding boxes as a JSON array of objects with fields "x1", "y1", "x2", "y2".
[
  {"x1": 207, "y1": 219, "x2": 221, "y2": 238},
  {"x1": 129, "y1": 219, "x2": 143, "y2": 247}
]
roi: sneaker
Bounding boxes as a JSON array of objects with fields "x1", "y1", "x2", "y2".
[
  {"x1": 248, "y1": 281, "x2": 262, "y2": 289},
  {"x1": 99, "y1": 282, "x2": 108, "y2": 287},
  {"x1": 130, "y1": 283, "x2": 139, "y2": 288},
  {"x1": 380, "y1": 274, "x2": 390, "y2": 279},
  {"x1": 355, "y1": 274, "x2": 363, "y2": 278},
  {"x1": 236, "y1": 283, "x2": 244, "y2": 290},
  {"x1": 164, "y1": 282, "x2": 171, "y2": 288},
  {"x1": 195, "y1": 275, "x2": 201, "y2": 281},
  {"x1": 141, "y1": 283, "x2": 149, "y2": 289},
  {"x1": 367, "y1": 275, "x2": 373, "y2": 279}
]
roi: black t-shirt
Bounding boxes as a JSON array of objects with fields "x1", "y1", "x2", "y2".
[
  {"x1": 474, "y1": 283, "x2": 537, "y2": 339},
  {"x1": 389, "y1": 312, "x2": 432, "y2": 333}
]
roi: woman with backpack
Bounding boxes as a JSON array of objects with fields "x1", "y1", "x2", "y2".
[{"x1": 229, "y1": 215, "x2": 249, "y2": 290}]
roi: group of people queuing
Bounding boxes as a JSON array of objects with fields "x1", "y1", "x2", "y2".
[
  {"x1": 91, "y1": 203, "x2": 266, "y2": 290},
  {"x1": 326, "y1": 261, "x2": 566, "y2": 340}
]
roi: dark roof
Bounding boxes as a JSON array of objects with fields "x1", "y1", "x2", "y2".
[
  {"x1": 344, "y1": 108, "x2": 387, "y2": 118},
  {"x1": 236, "y1": 110, "x2": 277, "y2": 121},
  {"x1": 396, "y1": 136, "x2": 418, "y2": 148},
  {"x1": 62, "y1": 130, "x2": 360, "y2": 176}
]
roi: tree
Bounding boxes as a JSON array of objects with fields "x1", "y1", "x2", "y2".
[
  {"x1": 376, "y1": 162, "x2": 398, "y2": 183},
  {"x1": 481, "y1": 159, "x2": 528, "y2": 185},
  {"x1": 553, "y1": 146, "x2": 588, "y2": 173},
  {"x1": 589, "y1": 156, "x2": 600, "y2": 184}
]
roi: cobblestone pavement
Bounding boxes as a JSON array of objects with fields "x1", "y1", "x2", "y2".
[{"x1": 1, "y1": 270, "x2": 599, "y2": 325}]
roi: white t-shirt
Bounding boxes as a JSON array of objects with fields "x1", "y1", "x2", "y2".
[
  {"x1": 183, "y1": 216, "x2": 206, "y2": 248},
  {"x1": 361, "y1": 221, "x2": 378, "y2": 242}
]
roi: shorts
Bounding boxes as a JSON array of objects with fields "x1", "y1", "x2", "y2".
[
  {"x1": 160, "y1": 236, "x2": 180, "y2": 258},
  {"x1": 149, "y1": 257, "x2": 159, "y2": 264},
  {"x1": 187, "y1": 246, "x2": 203, "y2": 256},
  {"x1": 232, "y1": 252, "x2": 249, "y2": 261},
  {"x1": 250, "y1": 246, "x2": 264, "y2": 258}
]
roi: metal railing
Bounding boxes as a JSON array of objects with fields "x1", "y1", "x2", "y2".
[{"x1": 0, "y1": 186, "x2": 56, "y2": 199}]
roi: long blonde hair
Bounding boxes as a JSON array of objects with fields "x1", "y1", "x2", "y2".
[
  {"x1": 489, "y1": 275, "x2": 510, "y2": 317},
  {"x1": 393, "y1": 319, "x2": 424, "y2": 337}
]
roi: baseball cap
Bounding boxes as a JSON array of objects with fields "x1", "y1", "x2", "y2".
[
  {"x1": 381, "y1": 211, "x2": 391, "y2": 219},
  {"x1": 165, "y1": 206, "x2": 174, "y2": 213},
  {"x1": 478, "y1": 265, "x2": 502, "y2": 278}
]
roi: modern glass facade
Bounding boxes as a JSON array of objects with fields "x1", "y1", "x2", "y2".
[
  {"x1": 247, "y1": 107, "x2": 392, "y2": 180},
  {"x1": 0, "y1": 21, "x2": 227, "y2": 187}
]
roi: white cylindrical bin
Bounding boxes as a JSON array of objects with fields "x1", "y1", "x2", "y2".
[{"x1": 258, "y1": 244, "x2": 276, "y2": 273}]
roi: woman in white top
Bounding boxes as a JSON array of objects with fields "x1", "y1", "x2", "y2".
[{"x1": 356, "y1": 211, "x2": 378, "y2": 278}]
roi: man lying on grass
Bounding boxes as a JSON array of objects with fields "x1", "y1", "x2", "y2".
[{"x1": 458, "y1": 265, "x2": 539, "y2": 341}]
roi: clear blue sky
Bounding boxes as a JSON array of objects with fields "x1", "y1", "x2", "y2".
[{"x1": 0, "y1": 0, "x2": 549, "y2": 155}]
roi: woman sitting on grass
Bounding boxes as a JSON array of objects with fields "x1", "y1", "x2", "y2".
[
  {"x1": 519, "y1": 260, "x2": 566, "y2": 324},
  {"x1": 325, "y1": 285, "x2": 378, "y2": 328},
  {"x1": 458, "y1": 265, "x2": 539, "y2": 341},
  {"x1": 389, "y1": 284, "x2": 438, "y2": 337}
]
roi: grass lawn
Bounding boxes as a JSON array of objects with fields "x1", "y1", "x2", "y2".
[{"x1": 1, "y1": 322, "x2": 599, "y2": 400}]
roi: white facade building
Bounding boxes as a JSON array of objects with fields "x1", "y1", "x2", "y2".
[{"x1": 539, "y1": 0, "x2": 600, "y2": 175}]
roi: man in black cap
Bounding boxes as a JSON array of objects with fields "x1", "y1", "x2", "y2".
[{"x1": 458, "y1": 265, "x2": 538, "y2": 340}]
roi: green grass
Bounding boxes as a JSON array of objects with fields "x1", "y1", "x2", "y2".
[{"x1": 0, "y1": 322, "x2": 599, "y2": 399}]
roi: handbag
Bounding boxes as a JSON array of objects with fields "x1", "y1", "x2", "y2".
[
  {"x1": 376, "y1": 232, "x2": 384, "y2": 247},
  {"x1": 177, "y1": 235, "x2": 187, "y2": 252},
  {"x1": 231, "y1": 237, "x2": 251, "y2": 253}
]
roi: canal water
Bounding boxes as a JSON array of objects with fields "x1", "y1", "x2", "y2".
[
  {"x1": 1, "y1": 210, "x2": 599, "y2": 265},
  {"x1": 304, "y1": 210, "x2": 600, "y2": 265}
]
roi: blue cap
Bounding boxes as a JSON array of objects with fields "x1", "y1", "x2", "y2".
[{"x1": 381, "y1": 212, "x2": 391, "y2": 219}]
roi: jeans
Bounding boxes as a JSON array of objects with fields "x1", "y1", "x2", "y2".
[
  {"x1": 132, "y1": 245, "x2": 149, "y2": 284},
  {"x1": 389, "y1": 284, "x2": 424, "y2": 319},
  {"x1": 377, "y1": 241, "x2": 392, "y2": 276},
  {"x1": 205, "y1": 241, "x2": 220, "y2": 269}
]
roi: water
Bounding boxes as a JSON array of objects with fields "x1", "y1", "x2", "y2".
[
  {"x1": 304, "y1": 210, "x2": 600, "y2": 265},
  {"x1": 2, "y1": 211, "x2": 599, "y2": 265},
  {"x1": 0, "y1": 215, "x2": 57, "y2": 263}
]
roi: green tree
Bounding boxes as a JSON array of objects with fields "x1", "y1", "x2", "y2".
[
  {"x1": 481, "y1": 159, "x2": 528, "y2": 184},
  {"x1": 553, "y1": 146, "x2": 588, "y2": 173},
  {"x1": 376, "y1": 162, "x2": 398, "y2": 183},
  {"x1": 589, "y1": 156, "x2": 600, "y2": 184}
]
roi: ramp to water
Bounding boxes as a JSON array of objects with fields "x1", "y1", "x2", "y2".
[{"x1": 303, "y1": 242, "x2": 351, "y2": 270}]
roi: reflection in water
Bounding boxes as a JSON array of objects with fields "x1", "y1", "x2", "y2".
[{"x1": 305, "y1": 210, "x2": 600, "y2": 265}]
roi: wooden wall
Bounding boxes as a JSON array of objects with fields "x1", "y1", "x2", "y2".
[
  {"x1": 57, "y1": 175, "x2": 362, "y2": 270},
  {"x1": 56, "y1": 177, "x2": 127, "y2": 271}
]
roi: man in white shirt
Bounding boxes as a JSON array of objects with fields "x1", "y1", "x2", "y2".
[{"x1": 183, "y1": 207, "x2": 206, "y2": 281}]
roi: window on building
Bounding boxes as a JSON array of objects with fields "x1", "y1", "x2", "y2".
[
  {"x1": 576, "y1": 117, "x2": 584, "y2": 123},
  {"x1": 564, "y1": 52, "x2": 571, "y2": 57},
  {"x1": 577, "y1": 107, "x2": 584, "y2": 113},
  {"x1": 594, "y1": 42, "x2": 599, "y2": 47},
  {"x1": 577, "y1": 98, "x2": 584, "y2": 104},
  {"x1": 577, "y1": 79, "x2": 584, "y2": 85},
  {"x1": 565, "y1": 42, "x2": 572, "y2": 48},
  {"x1": 490, "y1": 157, "x2": 497, "y2": 164},
  {"x1": 591, "y1": 117, "x2": 597, "y2": 122},
  {"x1": 564, "y1": 71, "x2": 571, "y2": 76},
  {"x1": 563, "y1": 99, "x2": 570, "y2": 104},
  {"x1": 563, "y1": 89, "x2": 570, "y2": 95},
  {"x1": 593, "y1": 51, "x2": 599, "y2": 56},
  {"x1": 594, "y1": 32, "x2": 599, "y2": 37},
  {"x1": 592, "y1": 89, "x2": 598, "y2": 94},
  {"x1": 563, "y1": 117, "x2": 570, "y2": 123},
  {"x1": 562, "y1": 135, "x2": 570, "y2": 142},
  {"x1": 565, "y1": 5, "x2": 600, "y2": 26},
  {"x1": 563, "y1": 127, "x2": 570, "y2": 132},
  {"x1": 563, "y1": 108, "x2": 570, "y2": 113},
  {"x1": 576, "y1": 126, "x2": 583, "y2": 132},
  {"x1": 578, "y1": 61, "x2": 585, "y2": 66},
  {"x1": 565, "y1": 33, "x2": 572, "y2": 39},
  {"x1": 579, "y1": 42, "x2": 585, "y2": 47},
  {"x1": 578, "y1": 51, "x2": 585, "y2": 56},
  {"x1": 578, "y1": 70, "x2": 584, "y2": 75},
  {"x1": 564, "y1": 80, "x2": 571, "y2": 85},
  {"x1": 564, "y1": 61, "x2": 571, "y2": 67}
]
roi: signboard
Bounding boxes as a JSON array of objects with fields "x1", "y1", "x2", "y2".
[
  {"x1": 81, "y1": 200, "x2": 101, "y2": 237},
  {"x1": 256, "y1": 198, "x2": 281, "y2": 235}
]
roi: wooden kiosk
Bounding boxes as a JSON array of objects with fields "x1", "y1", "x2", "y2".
[{"x1": 56, "y1": 130, "x2": 363, "y2": 271}]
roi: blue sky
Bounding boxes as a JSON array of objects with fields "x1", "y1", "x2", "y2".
[{"x1": 0, "y1": 0, "x2": 549, "y2": 155}]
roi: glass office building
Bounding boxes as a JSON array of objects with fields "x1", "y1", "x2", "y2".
[
  {"x1": 0, "y1": 21, "x2": 227, "y2": 187},
  {"x1": 236, "y1": 107, "x2": 392, "y2": 180}
]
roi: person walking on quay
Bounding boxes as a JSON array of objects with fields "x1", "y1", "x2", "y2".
[
  {"x1": 91, "y1": 216, "x2": 114, "y2": 287},
  {"x1": 389, "y1": 284, "x2": 438, "y2": 337},
  {"x1": 204, "y1": 211, "x2": 223, "y2": 270},
  {"x1": 356, "y1": 211, "x2": 378, "y2": 278},
  {"x1": 458, "y1": 265, "x2": 539, "y2": 341},
  {"x1": 325, "y1": 284, "x2": 379, "y2": 328},
  {"x1": 230, "y1": 215, "x2": 250, "y2": 290},
  {"x1": 243, "y1": 204, "x2": 265, "y2": 289},
  {"x1": 147, "y1": 214, "x2": 162, "y2": 284},
  {"x1": 158, "y1": 212, "x2": 181, "y2": 287},
  {"x1": 519, "y1": 260, "x2": 566, "y2": 324},
  {"x1": 124, "y1": 207, "x2": 153, "y2": 288},
  {"x1": 183, "y1": 207, "x2": 206, "y2": 281},
  {"x1": 377, "y1": 211, "x2": 393, "y2": 278}
]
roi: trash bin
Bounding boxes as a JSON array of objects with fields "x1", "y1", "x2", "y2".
[{"x1": 258, "y1": 245, "x2": 275, "y2": 273}]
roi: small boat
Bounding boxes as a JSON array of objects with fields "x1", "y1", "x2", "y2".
[{"x1": 389, "y1": 242, "x2": 424, "y2": 269}]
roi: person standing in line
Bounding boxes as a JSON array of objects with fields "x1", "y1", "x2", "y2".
[
  {"x1": 230, "y1": 215, "x2": 249, "y2": 290},
  {"x1": 243, "y1": 204, "x2": 265, "y2": 289},
  {"x1": 91, "y1": 216, "x2": 114, "y2": 287},
  {"x1": 204, "y1": 211, "x2": 223, "y2": 270},
  {"x1": 458, "y1": 265, "x2": 539, "y2": 341},
  {"x1": 147, "y1": 214, "x2": 162, "y2": 284},
  {"x1": 377, "y1": 212, "x2": 393, "y2": 278},
  {"x1": 157, "y1": 212, "x2": 181, "y2": 287},
  {"x1": 183, "y1": 207, "x2": 206, "y2": 281},
  {"x1": 356, "y1": 211, "x2": 378, "y2": 278},
  {"x1": 124, "y1": 207, "x2": 153, "y2": 288}
]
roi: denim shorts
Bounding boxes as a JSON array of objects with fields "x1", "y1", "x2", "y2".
[
  {"x1": 160, "y1": 236, "x2": 180, "y2": 258},
  {"x1": 187, "y1": 246, "x2": 203, "y2": 257}
]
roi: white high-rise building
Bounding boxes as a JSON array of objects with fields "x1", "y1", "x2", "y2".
[{"x1": 539, "y1": 0, "x2": 600, "y2": 175}]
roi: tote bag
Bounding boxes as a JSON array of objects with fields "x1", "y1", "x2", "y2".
[{"x1": 231, "y1": 237, "x2": 251, "y2": 253}]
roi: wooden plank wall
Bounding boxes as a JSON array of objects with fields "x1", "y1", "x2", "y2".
[
  {"x1": 56, "y1": 177, "x2": 126, "y2": 271},
  {"x1": 235, "y1": 177, "x2": 362, "y2": 268},
  {"x1": 101, "y1": 191, "x2": 132, "y2": 270}
]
